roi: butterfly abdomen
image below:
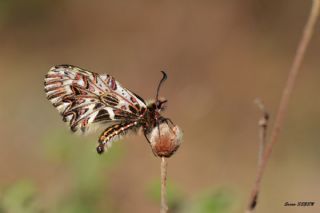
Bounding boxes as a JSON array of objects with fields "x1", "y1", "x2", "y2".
[{"x1": 97, "y1": 121, "x2": 139, "y2": 154}]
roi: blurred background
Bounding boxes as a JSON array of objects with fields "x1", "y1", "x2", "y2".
[{"x1": 0, "y1": 0, "x2": 319, "y2": 212}]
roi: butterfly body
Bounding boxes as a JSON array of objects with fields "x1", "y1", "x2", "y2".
[{"x1": 44, "y1": 65, "x2": 170, "y2": 154}]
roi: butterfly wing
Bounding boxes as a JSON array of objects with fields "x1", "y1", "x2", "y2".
[{"x1": 44, "y1": 64, "x2": 147, "y2": 133}]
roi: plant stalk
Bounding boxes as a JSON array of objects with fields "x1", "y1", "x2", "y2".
[
  {"x1": 246, "y1": 0, "x2": 320, "y2": 212},
  {"x1": 160, "y1": 157, "x2": 168, "y2": 213}
]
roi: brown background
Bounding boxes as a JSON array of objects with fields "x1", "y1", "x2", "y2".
[{"x1": 0, "y1": 1, "x2": 319, "y2": 212}]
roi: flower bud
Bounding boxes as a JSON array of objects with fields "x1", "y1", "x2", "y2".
[{"x1": 148, "y1": 123, "x2": 183, "y2": 158}]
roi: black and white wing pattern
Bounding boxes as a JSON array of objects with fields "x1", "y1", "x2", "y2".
[{"x1": 44, "y1": 65, "x2": 147, "y2": 134}]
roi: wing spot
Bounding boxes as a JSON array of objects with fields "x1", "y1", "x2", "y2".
[
  {"x1": 94, "y1": 109, "x2": 110, "y2": 123},
  {"x1": 129, "y1": 105, "x2": 138, "y2": 114},
  {"x1": 94, "y1": 103, "x2": 103, "y2": 110},
  {"x1": 102, "y1": 94, "x2": 119, "y2": 106}
]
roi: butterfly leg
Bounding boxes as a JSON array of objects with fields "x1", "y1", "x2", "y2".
[
  {"x1": 144, "y1": 132, "x2": 152, "y2": 144},
  {"x1": 97, "y1": 122, "x2": 136, "y2": 154},
  {"x1": 160, "y1": 117, "x2": 175, "y2": 133},
  {"x1": 144, "y1": 131, "x2": 160, "y2": 157},
  {"x1": 163, "y1": 117, "x2": 175, "y2": 126}
]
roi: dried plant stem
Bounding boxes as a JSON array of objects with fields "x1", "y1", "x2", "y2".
[
  {"x1": 246, "y1": 0, "x2": 320, "y2": 212},
  {"x1": 160, "y1": 157, "x2": 168, "y2": 213},
  {"x1": 254, "y1": 99, "x2": 269, "y2": 168},
  {"x1": 247, "y1": 99, "x2": 270, "y2": 212}
]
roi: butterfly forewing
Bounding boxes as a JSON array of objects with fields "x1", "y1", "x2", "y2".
[{"x1": 44, "y1": 65, "x2": 147, "y2": 133}]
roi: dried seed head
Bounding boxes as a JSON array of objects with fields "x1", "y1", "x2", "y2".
[{"x1": 148, "y1": 123, "x2": 183, "y2": 158}]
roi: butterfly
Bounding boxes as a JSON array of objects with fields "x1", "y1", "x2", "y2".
[{"x1": 44, "y1": 65, "x2": 174, "y2": 154}]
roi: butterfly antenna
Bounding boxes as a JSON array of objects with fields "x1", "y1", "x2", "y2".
[{"x1": 156, "y1": 71, "x2": 168, "y2": 102}]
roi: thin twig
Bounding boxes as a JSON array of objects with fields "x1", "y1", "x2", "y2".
[
  {"x1": 246, "y1": 99, "x2": 270, "y2": 212},
  {"x1": 246, "y1": 1, "x2": 320, "y2": 212},
  {"x1": 254, "y1": 99, "x2": 269, "y2": 168},
  {"x1": 160, "y1": 157, "x2": 168, "y2": 213}
]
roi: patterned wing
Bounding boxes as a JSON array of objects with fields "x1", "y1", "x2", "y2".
[{"x1": 44, "y1": 64, "x2": 147, "y2": 133}]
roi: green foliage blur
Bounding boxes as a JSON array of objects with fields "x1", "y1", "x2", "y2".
[
  {"x1": 0, "y1": 0, "x2": 61, "y2": 26},
  {"x1": 147, "y1": 180, "x2": 184, "y2": 212},
  {"x1": 0, "y1": 130, "x2": 236, "y2": 213},
  {"x1": 0, "y1": 131, "x2": 122, "y2": 213},
  {"x1": 181, "y1": 189, "x2": 234, "y2": 213},
  {"x1": 0, "y1": 181, "x2": 40, "y2": 213},
  {"x1": 147, "y1": 181, "x2": 235, "y2": 213}
]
